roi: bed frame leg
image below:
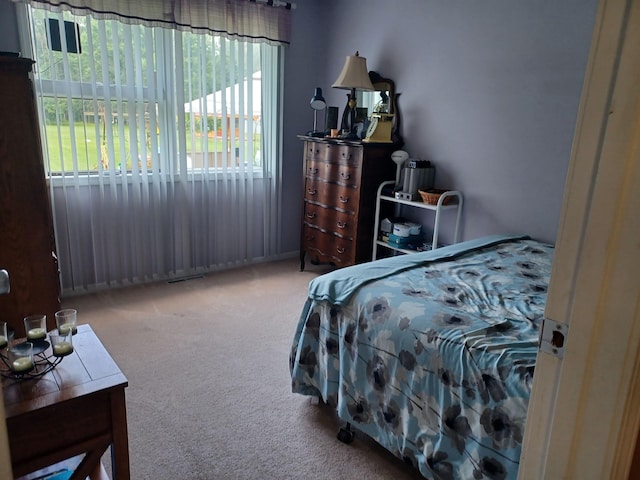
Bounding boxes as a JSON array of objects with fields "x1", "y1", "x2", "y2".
[{"x1": 337, "y1": 422, "x2": 355, "y2": 444}]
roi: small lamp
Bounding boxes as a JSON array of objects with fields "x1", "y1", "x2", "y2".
[
  {"x1": 332, "y1": 51, "x2": 374, "y2": 139},
  {"x1": 307, "y1": 87, "x2": 326, "y2": 137}
]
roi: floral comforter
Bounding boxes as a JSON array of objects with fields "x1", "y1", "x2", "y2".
[{"x1": 289, "y1": 236, "x2": 554, "y2": 480}]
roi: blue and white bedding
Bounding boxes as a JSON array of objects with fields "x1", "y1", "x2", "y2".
[{"x1": 289, "y1": 235, "x2": 554, "y2": 480}]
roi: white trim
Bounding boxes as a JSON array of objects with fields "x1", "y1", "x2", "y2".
[
  {"x1": 46, "y1": 170, "x2": 267, "y2": 187},
  {"x1": 15, "y1": 2, "x2": 34, "y2": 59}
]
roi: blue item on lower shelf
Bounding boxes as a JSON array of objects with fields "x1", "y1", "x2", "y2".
[{"x1": 387, "y1": 233, "x2": 423, "y2": 247}]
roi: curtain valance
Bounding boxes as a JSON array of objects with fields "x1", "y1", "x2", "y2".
[{"x1": 12, "y1": 0, "x2": 292, "y2": 45}]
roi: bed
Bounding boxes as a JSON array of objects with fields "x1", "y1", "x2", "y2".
[{"x1": 289, "y1": 235, "x2": 553, "y2": 480}]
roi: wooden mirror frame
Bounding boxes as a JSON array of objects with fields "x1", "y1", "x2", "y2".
[
  {"x1": 368, "y1": 71, "x2": 396, "y2": 114},
  {"x1": 367, "y1": 71, "x2": 403, "y2": 146}
]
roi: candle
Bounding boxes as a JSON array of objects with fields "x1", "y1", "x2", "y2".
[
  {"x1": 11, "y1": 356, "x2": 33, "y2": 372},
  {"x1": 58, "y1": 323, "x2": 77, "y2": 335},
  {"x1": 27, "y1": 327, "x2": 46, "y2": 340},
  {"x1": 0, "y1": 335, "x2": 6, "y2": 348},
  {"x1": 53, "y1": 341, "x2": 73, "y2": 357}
]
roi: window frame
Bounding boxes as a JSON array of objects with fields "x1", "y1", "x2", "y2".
[{"x1": 19, "y1": 5, "x2": 267, "y2": 182}]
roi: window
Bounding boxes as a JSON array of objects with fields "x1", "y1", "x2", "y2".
[
  {"x1": 28, "y1": 8, "x2": 265, "y2": 176},
  {"x1": 17, "y1": 3, "x2": 285, "y2": 292}
]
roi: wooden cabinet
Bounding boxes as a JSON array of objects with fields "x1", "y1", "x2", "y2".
[
  {"x1": 0, "y1": 55, "x2": 60, "y2": 337},
  {"x1": 298, "y1": 136, "x2": 396, "y2": 270}
]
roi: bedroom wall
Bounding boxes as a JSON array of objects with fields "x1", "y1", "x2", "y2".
[
  {"x1": 280, "y1": 0, "x2": 327, "y2": 255},
  {"x1": 0, "y1": 0, "x2": 19, "y2": 51},
  {"x1": 281, "y1": 0, "x2": 599, "y2": 246}
]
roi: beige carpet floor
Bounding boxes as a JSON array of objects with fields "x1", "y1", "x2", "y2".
[{"x1": 66, "y1": 258, "x2": 425, "y2": 480}]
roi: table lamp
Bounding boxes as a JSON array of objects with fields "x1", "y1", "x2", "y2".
[
  {"x1": 307, "y1": 87, "x2": 326, "y2": 137},
  {"x1": 332, "y1": 51, "x2": 374, "y2": 139}
]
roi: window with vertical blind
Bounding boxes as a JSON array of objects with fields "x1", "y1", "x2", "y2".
[
  {"x1": 17, "y1": 4, "x2": 284, "y2": 293},
  {"x1": 29, "y1": 8, "x2": 264, "y2": 176}
]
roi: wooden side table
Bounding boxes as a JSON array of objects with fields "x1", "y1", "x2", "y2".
[{"x1": 2, "y1": 324, "x2": 130, "y2": 479}]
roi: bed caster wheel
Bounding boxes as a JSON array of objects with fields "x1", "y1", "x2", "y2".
[{"x1": 337, "y1": 426, "x2": 355, "y2": 444}]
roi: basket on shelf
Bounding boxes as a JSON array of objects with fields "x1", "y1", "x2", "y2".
[{"x1": 419, "y1": 189, "x2": 453, "y2": 205}]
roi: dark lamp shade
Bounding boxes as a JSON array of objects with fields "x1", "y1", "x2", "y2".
[
  {"x1": 332, "y1": 52, "x2": 374, "y2": 91},
  {"x1": 310, "y1": 87, "x2": 326, "y2": 110}
]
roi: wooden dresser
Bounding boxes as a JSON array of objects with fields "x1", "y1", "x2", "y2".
[
  {"x1": 298, "y1": 135, "x2": 396, "y2": 270},
  {"x1": 0, "y1": 55, "x2": 60, "y2": 336}
]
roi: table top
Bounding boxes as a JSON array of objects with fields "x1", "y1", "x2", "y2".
[{"x1": 2, "y1": 324, "x2": 128, "y2": 418}]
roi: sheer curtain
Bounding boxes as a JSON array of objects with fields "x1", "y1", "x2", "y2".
[{"x1": 14, "y1": 2, "x2": 288, "y2": 294}]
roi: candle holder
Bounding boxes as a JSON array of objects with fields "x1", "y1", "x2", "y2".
[
  {"x1": 0, "y1": 314, "x2": 76, "y2": 381},
  {"x1": 24, "y1": 314, "x2": 47, "y2": 342},
  {"x1": 55, "y1": 309, "x2": 78, "y2": 336}
]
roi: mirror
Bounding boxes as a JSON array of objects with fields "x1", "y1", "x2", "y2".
[
  {"x1": 358, "y1": 71, "x2": 403, "y2": 145},
  {"x1": 360, "y1": 72, "x2": 395, "y2": 114}
]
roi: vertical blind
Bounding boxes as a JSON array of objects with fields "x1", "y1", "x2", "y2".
[{"x1": 18, "y1": 5, "x2": 284, "y2": 293}]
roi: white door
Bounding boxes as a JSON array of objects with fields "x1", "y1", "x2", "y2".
[{"x1": 518, "y1": 0, "x2": 640, "y2": 477}]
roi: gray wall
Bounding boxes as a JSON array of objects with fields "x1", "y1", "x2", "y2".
[
  {"x1": 0, "y1": 0, "x2": 19, "y2": 52},
  {"x1": 1, "y1": 0, "x2": 598, "y2": 252},
  {"x1": 281, "y1": 0, "x2": 598, "y2": 247},
  {"x1": 280, "y1": 0, "x2": 327, "y2": 254}
]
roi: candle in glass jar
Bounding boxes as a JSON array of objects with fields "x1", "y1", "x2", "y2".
[
  {"x1": 12, "y1": 357, "x2": 33, "y2": 372},
  {"x1": 27, "y1": 328, "x2": 46, "y2": 340},
  {"x1": 58, "y1": 323, "x2": 77, "y2": 336},
  {"x1": 0, "y1": 335, "x2": 6, "y2": 348},
  {"x1": 53, "y1": 341, "x2": 73, "y2": 356}
]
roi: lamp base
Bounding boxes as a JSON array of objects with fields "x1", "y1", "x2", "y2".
[
  {"x1": 309, "y1": 108, "x2": 327, "y2": 139},
  {"x1": 340, "y1": 90, "x2": 358, "y2": 135}
]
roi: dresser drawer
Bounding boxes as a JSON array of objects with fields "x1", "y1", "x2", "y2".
[
  {"x1": 305, "y1": 160, "x2": 359, "y2": 187},
  {"x1": 304, "y1": 142, "x2": 363, "y2": 166},
  {"x1": 304, "y1": 178, "x2": 359, "y2": 213},
  {"x1": 301, "y1": 224, "x2": 355, "y2": 266},
  {"x1": 303, "y1": 203, "x2": 356, "y2": 238}
]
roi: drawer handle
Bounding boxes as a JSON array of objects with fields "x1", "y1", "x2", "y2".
[
  {"x1": 305, "y1": 234, "x2": 315, "y2": 241},
  {"x1": 336, "y1": 246, "x2": 345, "y2": 254},
  {"x1": 341, "y1": 152, "x2": 352, "y2": 159},
  {"x1": 339, "y1": 195, "x2": 349, "y2": 203},
  {"x1": 340, "y1": 171, "x2": 351, "y2": 180},
  {"x1": 337, "y1": 221, "x2": 347, "y2": 229},
  {"x1": 308, "y1": 167, "x2": 318, "y2": 175},
  {"x1": 307, "y1": 188, "x2": 317, "y2": 195},
  {"x1": 306, "y1": 212, "x2": 317, "y2": 219}
]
